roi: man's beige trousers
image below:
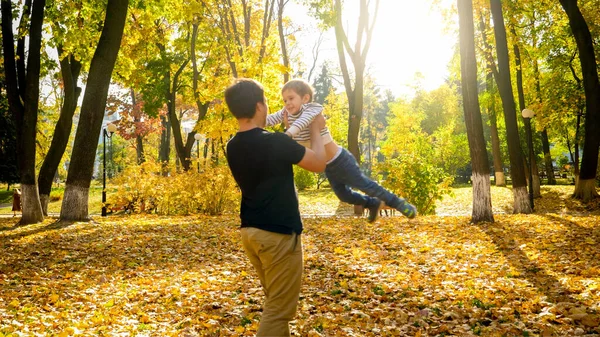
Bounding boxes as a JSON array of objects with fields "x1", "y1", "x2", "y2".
[{"x1": 240, "y1": 227, "x2": 303, "y2": 337}]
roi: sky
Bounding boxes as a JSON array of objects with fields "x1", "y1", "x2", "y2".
[{"x1": 288, "y1": 0, "x2": 458, "y2": 97}]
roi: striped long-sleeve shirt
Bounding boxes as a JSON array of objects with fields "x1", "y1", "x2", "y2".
[{"x1": 265, "y1": 103, "x2": 334, "y2": 147}]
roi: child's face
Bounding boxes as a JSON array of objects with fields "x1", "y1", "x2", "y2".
[{"x1": 282, "y1": 89, "x2": 310, "y2": 115}]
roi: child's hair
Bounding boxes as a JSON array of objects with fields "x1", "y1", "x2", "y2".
[
  {"x1": 282, "y1": 79, "x2": 314, "y2": 102},
  {"x1": 224, "y1": 78, "x2": 265, "y2": 119}
]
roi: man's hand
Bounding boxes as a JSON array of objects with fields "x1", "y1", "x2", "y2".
[{"x1": 311, "y1": 113, "x2": 326, "y2": 131}]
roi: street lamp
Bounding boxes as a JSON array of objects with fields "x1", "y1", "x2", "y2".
[
  {"x1": 522, "y1": 108, "x2": 535, "y2": 211},
  {"x1": 102, "y1": 123, "x2": 117, "y2": 216},
  {"x1": 194, "y1": 133, "x2": 205, "y2": 173}
]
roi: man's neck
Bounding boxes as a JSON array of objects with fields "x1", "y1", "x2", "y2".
[{"x1": 237, "y1": 118, "x2": 261, "y2": 132}]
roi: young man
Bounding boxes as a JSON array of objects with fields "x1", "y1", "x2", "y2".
[{"x1": 224, "y1": 78, "x2": 327, "y2": 336}]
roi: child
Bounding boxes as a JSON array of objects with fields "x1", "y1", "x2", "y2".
[{"x1": 266, "y1": 79, "x2": 417, "y2": 222}]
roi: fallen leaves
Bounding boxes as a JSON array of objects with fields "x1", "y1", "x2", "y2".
[{"x1": 0, "y1": 186, "x2": 599, "y2": 336}]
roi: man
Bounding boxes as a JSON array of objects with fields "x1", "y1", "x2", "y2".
[{"x1": 224, "y1": 78, "x2": 327, "y2": 336}]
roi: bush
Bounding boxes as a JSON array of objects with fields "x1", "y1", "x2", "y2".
[
  {"x1": 49, "y1": 190, "x2": 63, "y2": 202},
  {"x1": 376, "y1": 156, "x2": 452, "y2": 215},
  {"x1": 110, "y1": 160, "x2": 240, "y2": 215},
  {"x1": 294, "y1": 167, "x2": 316, "y2": 191}
]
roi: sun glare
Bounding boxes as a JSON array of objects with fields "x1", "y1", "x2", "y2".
[{"x1": 291, "y1": 0, "x2": 456, "y2": 97}]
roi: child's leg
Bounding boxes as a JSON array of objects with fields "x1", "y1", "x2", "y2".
[
  {"x1": 327, "y1": 149, "x2": 416, "y2": 217},
  {"x1": 326, "y1": 172, "x2": 379, "y2": 208}
]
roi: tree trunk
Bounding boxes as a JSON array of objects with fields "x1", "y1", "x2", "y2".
[
  {"x1": 60, "y1": 0, "x2": 129, "y2": 221},
  {"x1": 560, "y1": 0, "x2": 600, "y2": 201},
  {"x1": 458, "y1": 0, "x2": 494, "y2": 223},
  {"x1": 490, "y1": 0, "x2": 531, "y2": 213},
  {"x1": 1, "y1": 0, "x2": 46, "y2": 224},
  {"x1": 166, "y1": 59, "x2": 191, "y2": 171},
  {"x1": 333, "y1": 0, "x2": 379, "y2": 166},
  {"x1": 130, "y1": 88, "x2": 145, "y2": 164},
  {"x1": 333, "y1": 0, "x2": 379, "y2": 214},
  {"x1": 38, "y1": 51, "x2": 82, "y2": 215},
  {"x1": 486, "y1": 71, "x2": 505, "y2": 187},
  {"x1": 512, "y1": 32, "x2": 540, "y2": 199},
  {"x1": 277, "y1": 0, "x2": 289, "y2": 83},
  {"x1": 533, "y1": 57, "x2": 556, "y2": 185},
  {"x1": 159, "y1": 114, "x2": 171, "y2": 175}
]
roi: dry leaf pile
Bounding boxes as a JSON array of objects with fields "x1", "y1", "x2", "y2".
[{"x1": 0, "y1": 186, "x2": 599, "y2": 336}]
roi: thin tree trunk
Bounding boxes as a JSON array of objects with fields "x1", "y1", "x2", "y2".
[
  {"x1": 38, "y1": 51, "x2": 82, "y2": 215},
  {"x1": 486, "y1": 71, "x2": 505, "y2": 186},
  {"x1": 512, "y1": 33, "x2": 540, "y2": 198},
  {"x1": 159, "y1": 114, "x2": 171, "y2": 175},
  {"x1": 334, "y1": 0, "x2": 378, "y2": 165},
  {"x1": 277, "y1": 0, "x2": 289, "y2": 83},
  {"x1": 560, "y1": 0, "x2": 600, "y2": 201},
  {"x1": 129, "y1": 88, "x2": 145, "y2": 164},
  {"x1": 458, "y1": 0, "x2": 493, "y2": 223},
  {"x1": 166, "y1": 59, "x2": 191, "y2": 171},
  {"x1": 60, "y1": 0, "x2": 129, "y2": 221},
  {"x1": 490, "y1": 0, "x2": 531, "y2": 213}
]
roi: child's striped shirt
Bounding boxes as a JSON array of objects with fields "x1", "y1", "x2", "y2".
[{"x1": 266, "y1": 103, "x2": 333, "y2": 147}]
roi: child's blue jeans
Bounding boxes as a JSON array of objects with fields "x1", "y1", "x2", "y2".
[{"x1": 324, "y1": 148, "x2": 405, "y2": 209}]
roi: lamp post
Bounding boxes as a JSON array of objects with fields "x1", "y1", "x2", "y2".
[
  {"x1": 194, "y1": 133, "x2": 205, "y2": 173},
  {"x1": 522, "y1": 109, "x2": 535, "y2": 211},
  {"x1": 102, "y1": 123, "x2": 117, "y2": 216}
]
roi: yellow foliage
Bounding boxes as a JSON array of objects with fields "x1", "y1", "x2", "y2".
[{"x1": 110, "y1": 160, "x2": 240, "y2": 215}]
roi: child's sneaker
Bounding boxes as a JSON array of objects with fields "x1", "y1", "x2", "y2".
[
  {"x1": 397, "y1": 201, "x2": 417, "y2": 219},
  {"x1": 367, "y1": 200, "x2": 385, "y2": 223}
]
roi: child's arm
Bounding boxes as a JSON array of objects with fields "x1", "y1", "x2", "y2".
[
  {"x1": 265, "y1": 108, "x2": 285, "y2": 127},
  {"x1": 285, "y1": 103, "x2": 324, "y2": 138}
]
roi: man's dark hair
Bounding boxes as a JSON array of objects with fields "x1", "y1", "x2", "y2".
[
  {"x1": 282, "y1": 79, "x2": 314, "y2": 102},
  {"x1": 224, "y1": 78, "x2": 265, "y2": 119}
]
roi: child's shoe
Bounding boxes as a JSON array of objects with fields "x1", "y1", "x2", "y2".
[
  {"x1": 367, "y1": 200, "x2": 385, "y2": 223},
  {"x1": 397, "y1": 200, "x2": 417, "y2": 219}
]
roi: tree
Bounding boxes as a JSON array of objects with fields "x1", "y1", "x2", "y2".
[
  {"x1": 477, "y1": 12, "x2": 506, "y2": 187},
  {"x1": 511, "y1": 27, "x2": 541, "y2": 198},
  {"x1": 489, "y1": 0, "x2": 531, "y2": 213},
  {"x1": 1, "y1": 0, "x2": 46, "y2": 224},
  {"x1": 312, "y1": 63, "x2": 332, "y2": 104},
  {"x1": 0, "y1": 84, "x2": 19, "y2": 187},
  {"x1": 60, "y1": 0, "x2": 129, "y2": 221},
  {"x1": 458, "y1": 0, "x2": 494, "y2": 223},
  {"x1": 37, "y1": 48, "x2": 82, "y2": 214},
  {"x1": 559, "y1": 0, "x2": 600, "y2": 201},
  {"x1": 334, "y1": 0, "x2": 379, "y2": 164}
]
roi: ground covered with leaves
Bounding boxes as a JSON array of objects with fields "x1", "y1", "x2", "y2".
[{"x1": 1, "y1": 186, "x2": 599, "y2": 336}]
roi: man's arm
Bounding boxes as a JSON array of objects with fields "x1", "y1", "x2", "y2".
[
  {"x1": 285, "y1": 103, "x2": 323, "y2": 137},
  {"x1": 297, "y1": 114, "x2": 327, "y2": 173},
  {"x1": 265, "y1": 108, "x2": 285, "y2": 127}
]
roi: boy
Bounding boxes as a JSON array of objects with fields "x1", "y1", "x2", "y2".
[
  {"x1": 224, "y1": 78, "x2": 327, "y2": 336},
  {"x1": 266, "y1": 79, "x2": 417, "y2": 222}
]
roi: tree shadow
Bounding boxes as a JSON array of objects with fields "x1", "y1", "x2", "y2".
[
  {"x1": 0, "y1": 218, "x2": 76, "y2": 240},
  {"x1": 479, "y1": 220, "x2": 594, "y2": 304}
]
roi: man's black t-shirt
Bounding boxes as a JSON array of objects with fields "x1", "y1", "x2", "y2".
[{"x1": 226, "y1": 128, "x2": 306, "y2": 234}]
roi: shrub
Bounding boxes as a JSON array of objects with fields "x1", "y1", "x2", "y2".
[
  {"x1": 110, "y1": 160, "x2": 240, "y2": 215},
  {"x1": 294, "y1": 167, "x2": 316, "y2": 191},
  {"x1": 49, "y1": 190, "x2": 63, "y2": 202},
  {"x1": 376, "y1": 156, "x2": 453, "y2": 215}
]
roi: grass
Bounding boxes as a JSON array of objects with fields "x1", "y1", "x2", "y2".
[
  {"x1": 2, "y1": 183, "x2": 597, "y2": 217},
  {"x1": 0, "y1": 189, "x2": 13, "y2": 204},
  {"x1": 0, "y1": 184, "x2": 107, "y2": 215}
]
